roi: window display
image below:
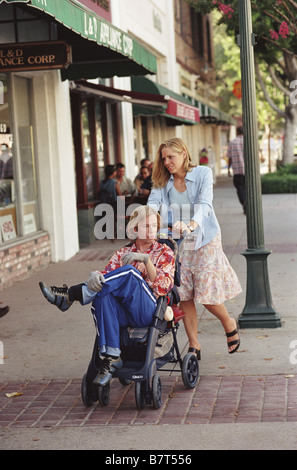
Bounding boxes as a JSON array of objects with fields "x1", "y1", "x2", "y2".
[{"x1": 0, "y1": 73, "x2": 39, "y2": 244}]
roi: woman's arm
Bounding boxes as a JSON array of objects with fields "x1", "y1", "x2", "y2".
[
  {"x1": 190, "y1": 167, "x2": 214, "y2": 228},
  {"x1": 147, "y1": 187, "x2": 162, "y2": 210}
]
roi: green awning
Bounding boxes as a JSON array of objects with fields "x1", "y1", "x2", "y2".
[
  {"x1": 0, "y1": 0, "x2": 157, "y2": 79},
  {"x1": 196, "y1": 101, "x2": 236, "y2": 126},
  {"x1": 131, "y1": 77, "x2": 200, "y2": 126}
]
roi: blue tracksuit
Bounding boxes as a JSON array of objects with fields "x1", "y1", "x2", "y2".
[{"x1": 82, "y1": 265, "x2": 157, "y2": 357}]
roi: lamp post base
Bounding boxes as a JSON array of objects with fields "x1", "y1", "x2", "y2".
[{"x1": 238, "y1": 249, "x2": 282, "y2": 329}]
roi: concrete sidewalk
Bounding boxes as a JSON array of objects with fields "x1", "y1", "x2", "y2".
[{"x1": 0, "y1": 176, "x2": 297, "y2": 450}]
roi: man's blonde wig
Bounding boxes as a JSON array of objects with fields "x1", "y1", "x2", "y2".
[{"x1": 126, "y1": 205, "x2": 162, "y2": 240}]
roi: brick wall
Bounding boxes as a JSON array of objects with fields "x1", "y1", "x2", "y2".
[
  {"x1": 0, "y1": 232, "x2": 51, "y2": 291},
  {"x1": 174, "y1": 1, "x2": 216, "y2": 84}
]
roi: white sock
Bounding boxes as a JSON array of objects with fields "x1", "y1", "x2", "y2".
[{"x1": 164, "y1": 306, "x2": 173, "y2": 321}]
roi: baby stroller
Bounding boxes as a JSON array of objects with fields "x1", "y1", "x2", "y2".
[{"x1": 81, "y1": 237, "x2": 199, "y2": 410}]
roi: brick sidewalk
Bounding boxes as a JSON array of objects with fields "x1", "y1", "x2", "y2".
[{"x1": 1, "y1": 374, "x2": 297, "y2": 428}]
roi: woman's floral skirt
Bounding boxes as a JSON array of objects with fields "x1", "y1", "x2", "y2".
[{"x1": 177, "y1": 233, "x2": 242, "y2": 305}]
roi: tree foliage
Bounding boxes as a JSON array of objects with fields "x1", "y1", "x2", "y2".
[
  {"x1": 186, "y1": 0, "x2": 297, "y2": 82},
  {"x1": 185, "y1": 0, "x2": 297, "y2": 162},
  {"x1": 212, "y1": 10, "x2": 241, "y2": 117}
]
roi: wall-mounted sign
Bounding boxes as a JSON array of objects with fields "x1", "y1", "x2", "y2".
[
  {"x1": 166, "y1": 99, "x2": 200, "y2": 124},
  {"x1": 0, "y1": 214, "x2": 16, "y2": 242},
  {"x1": 0, "y1": 41, "x2": 72, "y2": 73},
  {"x1": 23, "y1": 213, "x2": 37, "y2": 236}
]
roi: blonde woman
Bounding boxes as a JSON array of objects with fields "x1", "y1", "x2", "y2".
[{"x1": 148, "y1": 138, "x2": 242, "y2": 358}]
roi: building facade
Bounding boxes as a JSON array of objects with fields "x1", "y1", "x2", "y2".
[
  {"x1": 112, "y1": 0, "x2": 234, "y2": 178},
  {"x1": 0, "y1": 0, "x2": 234, "y2": 290},
  {"x1": 0, "y1": 0, "x2": 157, "y2": 289}
]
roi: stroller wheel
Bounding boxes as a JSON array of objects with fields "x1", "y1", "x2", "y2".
[
  {"x1": 119, "y1": 378, "x2": 132, "y2": 387},
  {"x1": 135, "y1": 381, "x2": 146, "y2": 410},
  {"x1": 81, "y1": 373, "x2": 98, "y2": 407},
  {"x1": 152, "y1": 374, "x2": 162, "y2": 410},
  {"x1": 98, "y1": 383, "x2": 110, "y2": 407},
  {"x1": 182, "y1": 353, "x2": 199, "y2": 389}
]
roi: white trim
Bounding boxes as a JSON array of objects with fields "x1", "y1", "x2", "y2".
[{"x1": 105, "y1": 267, "x2": 157, "y2": 304}]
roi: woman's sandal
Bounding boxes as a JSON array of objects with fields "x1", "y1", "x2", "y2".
[
  {"x1": 226, "y1": 327, "x2": 240, "y2": 354},
  {"x1": 188, "y1": 347, "x2": 201, "y2": 361}
]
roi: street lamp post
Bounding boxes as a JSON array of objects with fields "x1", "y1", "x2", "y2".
[{"x1": 237, "y1": 0, "x2": 281, "y2": 328}]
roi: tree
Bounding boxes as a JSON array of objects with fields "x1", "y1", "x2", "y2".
[
  {"x1": 185, "y1": 0, "x2": 297, "y2": 163},
  {"x1": 212, "y1": 10, "x2": 242, "y2": 118}
]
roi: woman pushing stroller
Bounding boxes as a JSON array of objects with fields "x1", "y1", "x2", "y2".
[
  {"x1": 148, "y1": 137, "x2": 242, "y2": 357},
  {"x1": 39, "y1": 206, "x2": 175, "y2": 387}
]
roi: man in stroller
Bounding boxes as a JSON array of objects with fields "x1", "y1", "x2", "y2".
[{"x1": 39, "y1": 206, "x2": 175, "y2": 387}]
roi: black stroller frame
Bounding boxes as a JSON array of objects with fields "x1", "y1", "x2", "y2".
[{"x1": 81, "y1": 237, "x2": 199, "y2": 410}]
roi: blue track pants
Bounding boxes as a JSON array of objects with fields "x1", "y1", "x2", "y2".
[{"x1": 86, "y1": 265, "x2": 157, "y2": 357}]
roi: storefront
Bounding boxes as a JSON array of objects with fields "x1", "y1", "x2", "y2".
[
  {"x1": 131, "y1": 76, "x2": 200, "y2": 162},
  {"x1": 69, "y1": 82, "x2": 122, "y2": 244},
  {"x1": 131, "y1": 77, "x2": 235, "y2": 176},
  {"x1": 0, "y1": 0, "x2": 157, "y2": 289},
  {"x1": 68, "y1": 78, "x2": 165, "y2": 243}
]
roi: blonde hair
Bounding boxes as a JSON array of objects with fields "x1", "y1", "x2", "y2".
[
  {"x1": 152, "y1": 137, "x2": 196, "y2": 188},
  {"x1": 126, "y1": 205, "x2": 162, "y2": 240}
]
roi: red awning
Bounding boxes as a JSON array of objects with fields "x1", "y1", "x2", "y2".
[
  {"x1": 166, "y1": 98, "x2": 200, "y2": 123},
  {"x1": 131, "y1": 76, "x2": 200, "y2": 125}
]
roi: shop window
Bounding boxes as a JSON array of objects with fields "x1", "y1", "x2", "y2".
[
  {"x1": 0, "y1": 74, "x2": 40, "y2": 244},
  {"x1": 106, "y1": 103, "x2": 116, "y2": 165},
  {"x1": 0, "y1": 24, "x2": 15, "y2": 44},
  {"x1": 0, "y1": 4, "x2": 14, "y2": 21},
  {"x1": 206, "y1": 19, "x2": 212, "y2": 64},
  {"x1": 0, "y1": 74, "x2": 15, "y2": 242},
  {"x1": 95, "y1": 100, "x2": 105, "y2": 183},
  {"x1": 90, "y1": 0, "x2": 110, "y2": 11},
  {"x1": 141, "y1": 116, "x2": 149, "y2": 160},
  {"x1": 18, "y1": 20, "x2": 57, "y2": 43},
  {"x1": 0, "y1": 4, "x2": 57, "y2": 44},
  {"x1": 81, "y1": 98, "x2": 107, "y2": 202},
  {"x1": 191, "y1": 10, "x2": 204, "y2": 57},
  {"x1": 81, "y1": 101, "x2": 93, "y2": 201},
  {"x1": 71, "y1": 91, "x2": 119, "y2": 208},
  {"x1": 14, "y1": 75, "x2": 40, "y2": 234}
]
